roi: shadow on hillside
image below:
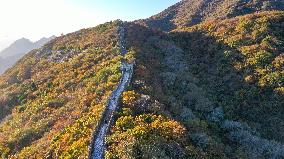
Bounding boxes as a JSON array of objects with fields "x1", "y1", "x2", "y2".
[
  {"x1": 169, "y1": 30, "x2": 284, "y2": 142},
  {"x1": 171, "y1": 32, "x2": 284, "y2": 142},
  {"x1": 136, "y1": 12, "x2": 177, "y2": 32},
  {"x1": 123, "y1": 22, "x2": 284, "y2": 143}
]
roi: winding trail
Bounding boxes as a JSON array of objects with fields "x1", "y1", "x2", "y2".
[{"x1": 88, "y1": 25, "x2": 133, "y2": 159}]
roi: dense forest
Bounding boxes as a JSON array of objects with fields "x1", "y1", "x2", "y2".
[{"x1": 0, "y1": 0, "x2": 283, "y2": 158}]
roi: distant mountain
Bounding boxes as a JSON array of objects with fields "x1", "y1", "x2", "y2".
[
  {"x1": 0, "y1": 36, "x2": 55, "y2": 74},
  {"x1": 0, "y1": 56, "x2": 15, "y2": 74},
  {"x1": 0, "y1": 57, "x2": 8, "y2": 74},
  {"x1": 138, "y1": 0, "x2": 284, "y2": 31},
  {"x1": 33, "y1": 36, "x2": 56, "y2": 48},
  {"x1": 0, "y1": 38, "x2": 36, "y2": 59}
]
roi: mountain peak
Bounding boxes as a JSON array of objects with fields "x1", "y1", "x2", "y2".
[
  {"x1": 17, "y1": 37, "x2": 31, "y2": 41},
  {"x1": 13, "y1": 37, "x2": 33, "y2": 45},
  {"x1": 0, "y1": 36, "x2": 55, "y2": 74}
]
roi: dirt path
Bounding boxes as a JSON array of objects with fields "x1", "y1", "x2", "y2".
[{"x1": 89, "y1": 25, "x2": 133, "y2": 159}]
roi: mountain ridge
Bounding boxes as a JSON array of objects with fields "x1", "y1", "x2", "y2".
[
  {"x1": 0, "y1": 36, "x2": 55, "y2": 74},
  {"x1": 137, "y1": 0, "x2": 284, "y2": 31},
  {"x1": 0, "y1": 1, "x2": 283, "y2": 158}
]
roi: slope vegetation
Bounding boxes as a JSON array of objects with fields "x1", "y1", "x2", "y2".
[
  {"x1": 105, "y1": 11, "x2": 284, "y2": 158},
  {"x1": 172, "y1": 11, "x2": 284, "y2": 142},
  {"x1": 0, "y1": 21, "x2": 123, "y2": 158}
]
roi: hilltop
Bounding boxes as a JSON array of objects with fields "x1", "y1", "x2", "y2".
[{"x1": 138, "y1": 0, "x2": 284, "y2": 31}]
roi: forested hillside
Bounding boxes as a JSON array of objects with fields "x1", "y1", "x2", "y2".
[
  {"x1": 105, "y1": 11, "x2": 284, "y2": 158},
  {"x1": 0, "y1": 21, "x2": 123, "y2": 158},
  {"x1": 0, "y1": 0, "x2": 283, "y2": 159},
  {"x1": 172, "y1": 11, "x2": 284, "y2": 142}
]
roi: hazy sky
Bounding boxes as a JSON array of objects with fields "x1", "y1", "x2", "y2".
[{"x1": 0, "y1": 0, "x2": 180, "y2": 51}]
